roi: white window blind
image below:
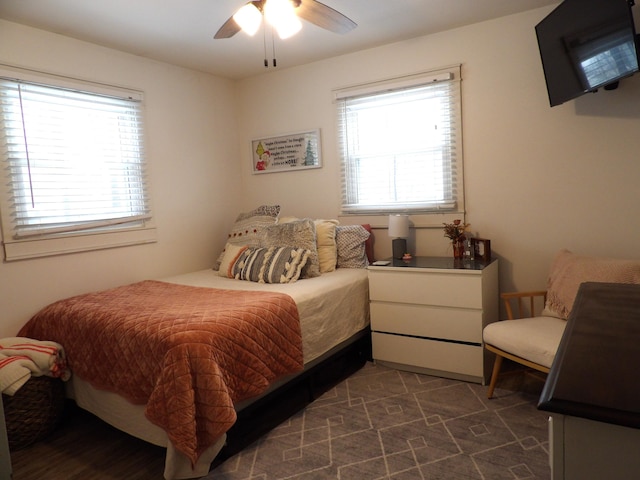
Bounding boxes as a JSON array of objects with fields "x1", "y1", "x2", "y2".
[
  {"x1": 0, "y1": 70, "x2": 155, "y2": 260},
  {"x1": 336, "y1": 66, "x2": 462, "y2": 215}
]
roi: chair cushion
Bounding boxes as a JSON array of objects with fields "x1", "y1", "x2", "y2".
[{"x1": 483, "y1": 316, "x2": 567, "y2": 368}]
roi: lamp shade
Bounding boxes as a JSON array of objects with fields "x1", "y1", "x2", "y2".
[{"x1": 388, "y1": 214, "x2": 409, "y2": 238}]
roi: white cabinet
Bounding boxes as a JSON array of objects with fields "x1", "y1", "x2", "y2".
[
  {"x1": 368, "y1": 257, "x2": 499, "y2": 384},
  {"x1": 549, "y1": 414, "x2": 640, "y2": 480}
]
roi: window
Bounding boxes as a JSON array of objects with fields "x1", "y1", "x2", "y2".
[
  {"x1": 0, "y1": 67, "x2": 155, "y2": 261},
  {"x1": 335, "y1": 66, "x2": 463, "y2": 219}
]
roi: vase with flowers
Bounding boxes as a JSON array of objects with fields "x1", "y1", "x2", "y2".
[{"x1": 443, "y1": 219, "x2": 470, "y2": 259}]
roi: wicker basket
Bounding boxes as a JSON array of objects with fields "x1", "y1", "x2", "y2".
[{"x1": 2, "y1": 375, "x2": 65, "y2": 450}]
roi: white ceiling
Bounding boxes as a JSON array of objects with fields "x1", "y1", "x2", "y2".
[{"x1": 0, "y1": 0, "x2": 558, "y2": 80}]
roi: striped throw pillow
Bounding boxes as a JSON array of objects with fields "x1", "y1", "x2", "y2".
[{"x1": 232, "y1": 246, "x2": 311, "y2": 284}]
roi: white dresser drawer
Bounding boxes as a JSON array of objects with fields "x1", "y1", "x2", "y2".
[
  {"x1": 372, "y1": 332, "x2": 483, "y2": 378},
  {"x1": 370, "y1": 302, "x2": 482, "y2": 344},
  {"x1": 367, "y1": 258, "x2": 498, "y2": 383},
  {"x1": 369, "y1": 269, "x2": 483, "y2": 309}
]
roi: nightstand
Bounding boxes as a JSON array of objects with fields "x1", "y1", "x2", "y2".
[{"x1": 368, "y1": 256, "x2": 499, "y2": 384}]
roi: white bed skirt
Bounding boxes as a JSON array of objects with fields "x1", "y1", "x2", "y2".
[{"x1": 68, "y1": 375, "x2": 224, "y2": 479}]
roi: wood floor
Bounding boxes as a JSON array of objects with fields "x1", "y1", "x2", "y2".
[{"x1": 9, "y1": 402, "x2": 167, "y2": 480}]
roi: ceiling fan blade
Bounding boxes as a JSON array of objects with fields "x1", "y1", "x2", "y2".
[
  {"x1": 215, "y1": 1, "x2": 266, "y2": 39},
  {"x1": 295, "y1": 0, "x2": 357, "y2": 34},
  {"x1": 214, "y1": 16, "x2": 242, "y2": 39}
]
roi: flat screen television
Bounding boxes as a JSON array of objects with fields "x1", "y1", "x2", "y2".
[{"x1": 536, "y1": 0, "x2": 640, "y2": 107}]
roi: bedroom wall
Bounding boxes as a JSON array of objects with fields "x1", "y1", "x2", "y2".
[
  {"x1": 236, "y1": 5, "x2": 640, "y2": 295},
  {"x1": 2, "y1": 5, "x2": 640, "y2": 337},
  {"x1": 0, "y1": 20, "x2": 240, "y2": 337}
]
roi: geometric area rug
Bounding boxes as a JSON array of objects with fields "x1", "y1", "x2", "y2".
[{"x1": 206, "y1": 362, "x2": 551, "y2": 479}]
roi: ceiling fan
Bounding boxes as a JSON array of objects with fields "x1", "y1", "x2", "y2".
[{"x1": 214, "y1": 0, "x2": 357, "y2": 40}]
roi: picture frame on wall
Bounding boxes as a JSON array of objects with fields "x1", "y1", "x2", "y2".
[
  {"x1": 471, "y1": 238, "x2": 491, "y2": 262},
  {"x1": 251, "y1": 129, "x2": 322, "y2": 174}
]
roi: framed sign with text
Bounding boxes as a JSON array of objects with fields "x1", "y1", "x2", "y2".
[{"x1": 251, "y1": 129, "x2": 321, "y2": 174}]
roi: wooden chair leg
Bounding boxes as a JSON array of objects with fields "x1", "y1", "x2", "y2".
[{"x1": 487, "y1": 354, "x2": 503, "y2": 399}]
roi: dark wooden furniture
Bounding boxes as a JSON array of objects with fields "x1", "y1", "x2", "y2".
[
  {"x1": 538, "y1": 282, "x2": 640, "y2": 479},
  {"x1": 539, "y1": 282, "x2": 640, "y2": 427}
]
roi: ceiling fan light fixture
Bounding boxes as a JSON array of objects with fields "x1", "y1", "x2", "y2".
[
  {"x1": 274, "y1": 15, "x2": 302, "y2": 39},
  {"x1": 233, "y1": 3, "x2": 262, "y2": 36},
  {"x1": 264, "y1": 0, "x2": 302, "y2": 39}
]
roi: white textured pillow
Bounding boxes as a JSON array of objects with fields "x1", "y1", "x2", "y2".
[
  {"x1": 275, "y1": 216, "x2": 338, "y2": 273},
  {"x1": 218, "y1": 243, "x2": 249, "y2": 278},
  {"x1": 277, "y1": 216, "x2": 300, "y2": 224},
  {"x1": 260, "y1": 219, "x2": 320, "y2": 278},
  {"x1": 314, "y1": 219, "x2": 339, "y2": 273},
  {"x1": 336, "y1": 225, "x2": 370, "y2": 269},
  {"x1": 213, "y1": 205, "x2": 280, "y2": 270}
]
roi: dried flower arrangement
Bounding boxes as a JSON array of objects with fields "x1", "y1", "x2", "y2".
[{"x1": 443, "y1": 219, "x2": 470, "y2": 242}]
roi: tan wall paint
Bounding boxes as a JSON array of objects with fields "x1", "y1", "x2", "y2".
[
  {"x1": 2, "y1": 5, "x2": 640, "y2": 335},
  {"x1": 236, "y1": 6, "x2": 640, "y2": 293},
  {"x1": 0, "y1": 20, "x2": 241, "y2": 336}
]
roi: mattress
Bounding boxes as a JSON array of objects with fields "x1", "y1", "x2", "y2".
[{"x1": 67, "y1": 267, "x2": 370, "y2": 479}]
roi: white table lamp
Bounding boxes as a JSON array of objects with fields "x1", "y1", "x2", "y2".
[{"x1": 388, "y1": 214, "x2": 409, "y2": 259}]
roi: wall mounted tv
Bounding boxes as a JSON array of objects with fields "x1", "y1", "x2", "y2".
[{"x1": 536, "y1": 0, "x2": 640, "y2": 107}]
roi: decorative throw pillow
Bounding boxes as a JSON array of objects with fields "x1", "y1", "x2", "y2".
[
  {"x1": 213, "y1": 205, "x2": 280, "y2": 270},
  {"x1": 336, "y1": 225, "x2": 370, "y2": 269},
  {"x1": 275, "y1": 217, "x2": 338, "y2": 274},
  {"x1": 260, "y1": 219, "x2": 320, "y2": 278},
  {"x1": 231, "y1": 246, "x2": 311, "y2": 284},
  {"x1": 361, "y1": 223, "x2": 375, "y2": 264},
  {"x1": 544, "y1": 249, "x2": 640, "y2": 319},
  {"x1": 217, "y1": 243, "x2": 248, "y2": 278},
  {"x1": 314, "y1": 219, "x2": 339, "y2": 273},
  {"x1": 277, "y1": 216, "x2": 300, "y2": 224}
]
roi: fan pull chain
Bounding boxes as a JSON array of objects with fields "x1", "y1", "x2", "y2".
[
  {"x1": 260, "y1": 22, "x2": 279, "y2": 68},
  {"x1": 272, "y1": 25, "x2": 277, "y2": 67},
  {"x1": 263, "y1": 23, "x2": 268, "y2": 67}
]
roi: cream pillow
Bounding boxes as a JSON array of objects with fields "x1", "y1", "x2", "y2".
[
  {"x1": 277, "y1": 216, "x2": 300, "y2": 224},
  {"x1": 218, "y1": 243, "x2": 249, "y2": 278},
  {"x1": 314, "y1": 219, "x2": 338, "y2": 273},
  {"x1": 276, "y1": 216, "x2": 338, "y2": 273},
  {"x1": 213, "y1": 205, "x2": 280, "y2": 270}
]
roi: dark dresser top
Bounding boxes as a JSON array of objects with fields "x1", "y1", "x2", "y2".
[
  {"x1": 375, "y1": 256, "x2": 495, "y2": 271},
  {"x1": 538, "y1": 282, "x2": 640, "y2": 429}
]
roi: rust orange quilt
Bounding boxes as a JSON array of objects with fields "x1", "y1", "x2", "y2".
[{"x1": 19, "y1": 280, "x2": 303, "y2": 465}]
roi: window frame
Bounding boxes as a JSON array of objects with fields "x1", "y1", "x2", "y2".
[
  {"x1": 0, "y1": 64, "x2": 156, "y2": 261},
  {"x1": 334, "y1": 65, "x2": 464, "y2": 228}
]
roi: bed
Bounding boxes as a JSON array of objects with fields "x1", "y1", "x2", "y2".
[{"x1": 17, "y1": 209, "x2": 373, "y2": 479}]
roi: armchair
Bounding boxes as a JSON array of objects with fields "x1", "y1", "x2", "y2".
[
  {"x1": 483, "y1": 249, "x2": 640, "y2": 399},
  {"x1": 484, "y1": 290, "x2": 566, "y2": 399}
]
